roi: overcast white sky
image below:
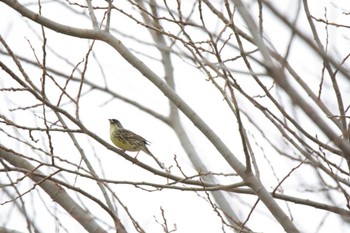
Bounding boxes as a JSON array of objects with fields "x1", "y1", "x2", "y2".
[{"x1": 1, "y1": 0, "x2": 350, "y2": 232}]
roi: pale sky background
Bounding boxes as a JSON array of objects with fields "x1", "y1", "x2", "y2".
[{"x1": 1, "y1": 0, "x2": 350, "y2": 232}]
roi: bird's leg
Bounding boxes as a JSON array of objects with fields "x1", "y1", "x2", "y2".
[{"x1": 135, "y1": 151, "x2": 140, "y2": 159}]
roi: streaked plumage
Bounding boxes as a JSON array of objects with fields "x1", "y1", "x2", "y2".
[{"x1": 109, "y1": 119, "x2": 164, "y2": 168}]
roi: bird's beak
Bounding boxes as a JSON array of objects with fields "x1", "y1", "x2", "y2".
[{"x1": 108, "y1": 119, "x2": 113, "y2": 123}]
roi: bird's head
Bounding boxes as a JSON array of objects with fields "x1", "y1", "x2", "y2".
[{"x1": 109, "y1": 119, "x2": 123, "y2": 129}]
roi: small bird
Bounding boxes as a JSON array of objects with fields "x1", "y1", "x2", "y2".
[{"x1": 109, "y1": 119, "x2": 164, "y2": 169}]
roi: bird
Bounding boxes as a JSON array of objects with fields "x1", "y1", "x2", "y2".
[{"x1": 109, "y1": 119, "x2": 164, "y2": 169}]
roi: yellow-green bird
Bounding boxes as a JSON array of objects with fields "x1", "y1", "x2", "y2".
[{"x1": 109, "y1": 119, "x2": 164, "y2": 169}]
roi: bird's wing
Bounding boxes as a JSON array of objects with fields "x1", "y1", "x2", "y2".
[{"x1": 115, "y1": 128, "x2": 150, "y2": 145}]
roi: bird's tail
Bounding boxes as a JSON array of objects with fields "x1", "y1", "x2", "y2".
[{"x1": 143, "y1": 146, "x2": 164, "y2": 169}]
